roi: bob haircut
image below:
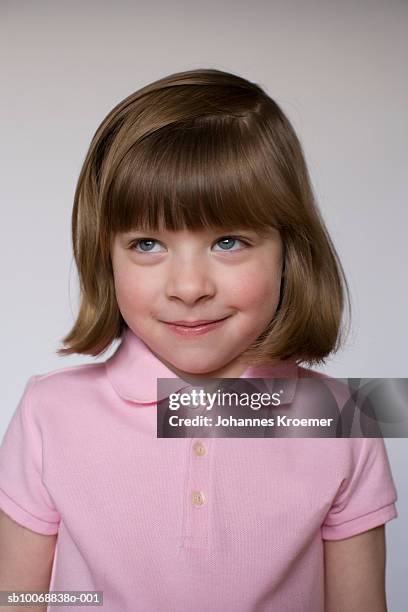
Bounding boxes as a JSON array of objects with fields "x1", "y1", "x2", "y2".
[{"x1": 57, "y1": 67, "x2": 351, "y2": 367}]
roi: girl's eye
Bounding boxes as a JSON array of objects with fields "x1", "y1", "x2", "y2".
[
  {"x1": 129, "y1": 235, "x2": 249, "y2": 253},
  {"x1": 130, "y1": 238, "x2": 163, "y2": 253},
  {"x1": 213, "y1": 236, "x2": 249, "y2": 251}
]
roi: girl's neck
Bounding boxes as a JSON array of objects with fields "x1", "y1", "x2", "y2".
[{"x1": 148, "y1": 346, "x2": 250, "y2": 385}]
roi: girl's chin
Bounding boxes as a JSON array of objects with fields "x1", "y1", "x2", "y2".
[
  {"x1": 163, "y1": 358, "x2": 229, "y2": 379},
  {"x1": 171, "y1": 363, "x2": 223, "y2": 376}
]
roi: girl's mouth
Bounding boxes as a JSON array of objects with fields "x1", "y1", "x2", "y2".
[{"x1": 161, "y1": 315, "x2": 231, "y2": 336}]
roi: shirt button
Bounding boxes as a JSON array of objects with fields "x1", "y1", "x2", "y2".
[
  {"x1": 191, "y1": 490, "x2": 205, "y2": 507},
  {"x1": 193, "y1": 441, "x2": 207, "y2": 457}
]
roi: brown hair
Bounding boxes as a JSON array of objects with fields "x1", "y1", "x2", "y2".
[{"x1": 57, "y1": 67, "x2": 351, "y2": 367}]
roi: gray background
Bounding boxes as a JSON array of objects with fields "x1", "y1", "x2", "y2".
[{"x1": 1, "y1": 0, "x2": 407, "y2": 608}]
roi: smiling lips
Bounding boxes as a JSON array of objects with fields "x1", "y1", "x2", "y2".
[
  {"x1": 166, "y1": 316, "x2": 230, "y2": 327},
  {"x1": 161, "y1": 315, "x2": 231, "y2": 336}
]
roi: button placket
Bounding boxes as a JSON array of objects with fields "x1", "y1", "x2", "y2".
[{"x1": 181, "y1": 435, "x2": 214, "y2": 550}]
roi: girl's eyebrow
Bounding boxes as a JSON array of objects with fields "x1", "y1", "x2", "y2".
[
  {"x1": 120, "y1": 226, "x2": 275, "y2": 236},
  {"x1": 117, "y1": 227, "x2": 280, "y2": 246}
]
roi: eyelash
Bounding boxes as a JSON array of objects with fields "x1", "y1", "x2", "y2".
[{"x1": 128, "y1": 235, "x2": 251, "y2": 254}]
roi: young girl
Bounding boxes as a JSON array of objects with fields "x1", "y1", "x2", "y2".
[{"x1": 0, "y1": 68, "x2": 398, "y2": 611}]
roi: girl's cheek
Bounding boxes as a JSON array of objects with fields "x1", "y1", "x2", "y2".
[
  {"x1": 114, "y1": 276, "x2": 145, "y2": 310},
  {"x1": 227, "y1": 269, "x2": 280, "y2": 305}
]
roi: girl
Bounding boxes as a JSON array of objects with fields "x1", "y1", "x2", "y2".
[{"x1": 0, "y1": 68, "x2": 398, "y2": 611}]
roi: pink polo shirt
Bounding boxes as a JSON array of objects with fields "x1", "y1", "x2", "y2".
[{"x1": 0, "y1": 327, "x2": 398, "y2": 611}]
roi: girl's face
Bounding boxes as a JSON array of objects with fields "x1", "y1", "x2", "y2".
[{"x1": 110, "y1": 226, "x2": 284, "y2": 381}]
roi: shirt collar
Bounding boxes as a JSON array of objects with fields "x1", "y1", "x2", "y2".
[{"x1": 105, "y1": 326, "x2": 299, "y2": 406}]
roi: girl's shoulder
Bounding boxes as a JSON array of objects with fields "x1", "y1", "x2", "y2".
[
  {"x1": 21, "y1": 362, "x2": 108, "y2": 419},
  {"x1": 295, "y1": 364, "x2": 354, "y2": 412},
  {"x1": 31, "y1": 361, "x2": 105, "y2": 386},
  {"x1": 33, "y1": 361, "x2": 103, "y2": 379}
]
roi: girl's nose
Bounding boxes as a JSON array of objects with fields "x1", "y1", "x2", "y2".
[{"x1": 165, "y1": 260, "x2": 216, "y2": 305}]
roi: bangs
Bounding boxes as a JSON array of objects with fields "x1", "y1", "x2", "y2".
[{"x1": 104, "y1": 114, "x2": 288, "y2": 235}]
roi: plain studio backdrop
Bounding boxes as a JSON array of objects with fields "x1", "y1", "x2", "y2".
[{"x1": 1, "y1": 0, "x2": 407, "y2": 608}]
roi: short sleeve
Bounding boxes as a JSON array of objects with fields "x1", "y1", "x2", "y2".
[
  {"x1": 321, "y1": 437, "x2": 398, "y2": 540},
  {"x1": 0, "y1": 376, "x2": 60, "y2": 535}
]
